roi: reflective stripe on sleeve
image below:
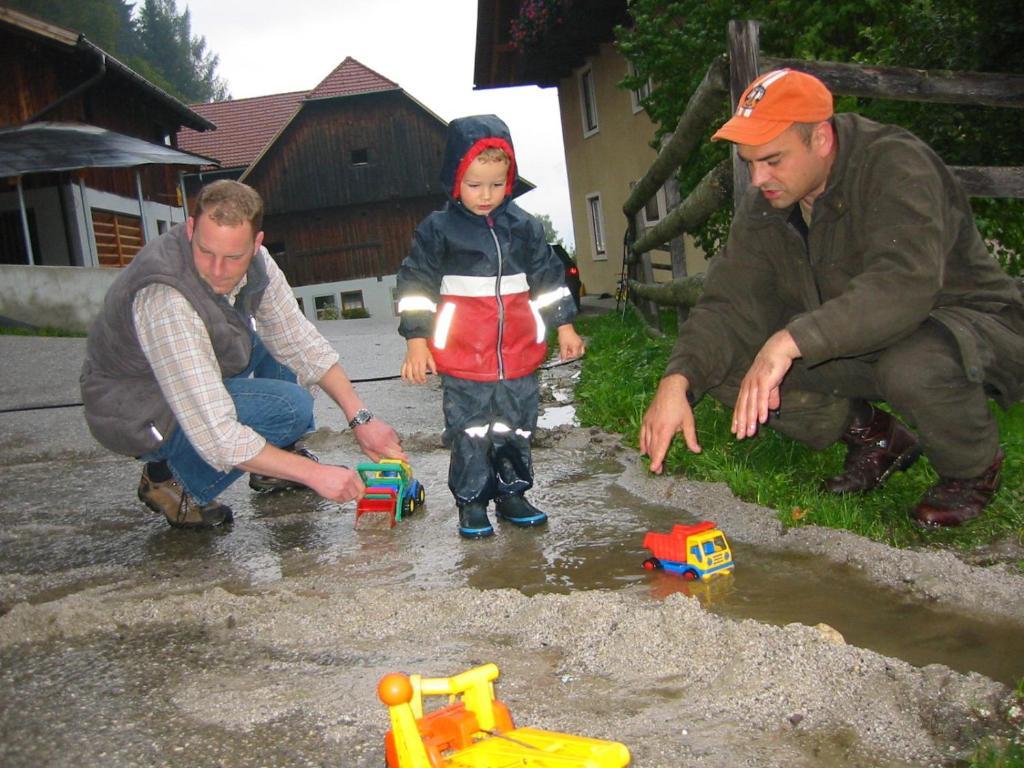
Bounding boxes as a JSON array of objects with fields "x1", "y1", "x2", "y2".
[
  {"x1": 532, "y1": 286, "x2": 570, "y2": 309},
  {"x1": 397, "y1": 295, "x2": 437, "y2": 314}
]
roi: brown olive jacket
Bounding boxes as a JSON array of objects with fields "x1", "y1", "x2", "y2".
[{"x1": 665, "y1": 113, "x2": 1024, "y2": 409}]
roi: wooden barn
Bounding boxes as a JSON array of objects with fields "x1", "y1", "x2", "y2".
[
  {"x1": 177, "y1": 58, "x2": 451, "y2": 321},
  {"x1": 0, "y1": 7, "x2": 214, "y2": 270}
]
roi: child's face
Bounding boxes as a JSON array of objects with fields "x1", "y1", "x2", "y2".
[{"x1": 459, "y1": 157, "x2": 508, "y2": 216}]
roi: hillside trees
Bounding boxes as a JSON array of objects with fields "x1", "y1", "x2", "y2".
[{"x1": 5, "y1": 0, "x2": 229, "y2": 103}]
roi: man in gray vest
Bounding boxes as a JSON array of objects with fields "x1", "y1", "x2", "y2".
[
  {"x1": 640, "y1": 69, "x2": 1023, "y2": 527},
  {"x1": 81, "y1": 180, "x2": 405, "y2": 529}
]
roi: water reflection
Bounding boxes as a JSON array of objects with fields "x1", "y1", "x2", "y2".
[{"x1": 3, "y1": 452, "x2": 1022, "y2": 686}]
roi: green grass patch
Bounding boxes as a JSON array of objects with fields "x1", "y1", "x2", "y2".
[
  {"x1": 0, "y1": 325, "x2": 86, "y2": 337},
  {"x1": 574, "y1": 308, "x2": 1024, "y2": 559}
]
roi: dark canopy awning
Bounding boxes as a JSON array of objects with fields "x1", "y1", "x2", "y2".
[{"x1": 0, "y1": 122, "x2": 217, "y2": 177}]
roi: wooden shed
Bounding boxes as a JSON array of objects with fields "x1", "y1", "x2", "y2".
[
  {"x1": 177, "y1": 58, "x2": 451, "y2": 318},
  {"x1": 0, "y1": 7, "x2": 214, "y2": 269}
]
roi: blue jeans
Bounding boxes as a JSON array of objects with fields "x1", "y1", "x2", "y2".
[{"x1": 142, "y1": 336, "x2": 315, "y2": 504}]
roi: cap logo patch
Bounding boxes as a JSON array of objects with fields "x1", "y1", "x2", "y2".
[
  {"x1": 735, "y1": 69, "x2": 791, "y2": 118},
  {"x1": 738, "y1": 85, "x2": 766, "y2": 117}
]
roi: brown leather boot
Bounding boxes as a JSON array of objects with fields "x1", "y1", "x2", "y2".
[
  {"x1": 912, "y1": 450, "x2": 1004, "y2": 527},
  {"x1": 138, "y1": 466, "x2": 233, "y2": 529},
  {"x1": 823, "y1": 407, "x2": 922, "y2": 494}
]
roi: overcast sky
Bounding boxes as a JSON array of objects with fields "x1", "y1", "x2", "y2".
[{"x1": 183, "y1": 0, "x2": 575, "y2": 247}]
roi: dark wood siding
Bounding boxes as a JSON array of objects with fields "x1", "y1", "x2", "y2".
[
  {"x1": 1, "y1": 30, "x2": 182, "y2": 140},
  {"x1": 264, "y1": 194, "x2": 444, "y2": 287},
  {"x1": 1, "y1": 26, "x2": 195, "y2": 206},
  {"x1": 245, "y1": 92, "x2": 449, "y2": 214}
]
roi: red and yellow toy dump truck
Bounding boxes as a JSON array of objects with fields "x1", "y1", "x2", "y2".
[
  {"x1": 378, "y1": 663, "x2": 631, "y2": 767},
  {"x1": 642, "y1": 521, "x2": 734, "y2": 580}
]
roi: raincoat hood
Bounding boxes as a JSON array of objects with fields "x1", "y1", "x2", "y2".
[{"x1": 440, "y1": 114, "x2": 529, "y2": 201}]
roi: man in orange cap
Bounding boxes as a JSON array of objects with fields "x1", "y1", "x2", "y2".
[{"x1": 640, "y1": 68, "x2": 1024, "y2": 526}]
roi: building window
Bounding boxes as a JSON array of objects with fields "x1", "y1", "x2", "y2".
[
  {"x1": 586, "y1": 193, "x2": 607, "y2": 260},
  {"x1": 628, "y1": 61, "x2": 653, "y2": 114},
  {"x1": 341, "y1": 290, "x2": 367, "y2": 318},
  {"x1": 351, "y1": 148, "x2": 369, "y2": 166},
  {"x1": 341, "y1": 290, "x2": 364, "y2": 311},
  {"x1": 92, "y1": 210, "x2": 145, "y2": 267},
  {"x1": 296, "y1": 296, "x2": 305, "y2": 316},
  {"x1": 314, "y1": 294, "x2": 339, "y2": 320},
  {"x1": 579, "y1": 67, "x2": 599, "y2": 137}
]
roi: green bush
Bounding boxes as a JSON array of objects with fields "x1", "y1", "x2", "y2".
[{"x1": 342, "y1": 307, "x2": 370, "y2": 319}]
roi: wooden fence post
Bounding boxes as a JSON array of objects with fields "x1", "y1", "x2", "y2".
[
  {"x1": 726, "y1": 20, "x2": 761, "y2": 207},
  {"x1": 661, "y1": 164, "x2": 690, "y2": 331},
  {"x1": 632, "y1": 209, "x2": 663, "y2": 334}
]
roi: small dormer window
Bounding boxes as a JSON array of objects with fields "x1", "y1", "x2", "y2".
[{"x1": 351, "y1": 148, "x2": 370, "y2": 166}]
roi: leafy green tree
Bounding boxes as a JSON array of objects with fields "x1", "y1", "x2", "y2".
[
  {"x1": 534, "y1": 212, "x2": 562, "y2": 244},
  {"x1": 617, "y1": 0, "x2": 1024, "y2": 274}
]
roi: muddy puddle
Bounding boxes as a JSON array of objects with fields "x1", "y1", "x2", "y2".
[{"x1": 2, "y1": 448, "x2": 1021, "y2": 688}]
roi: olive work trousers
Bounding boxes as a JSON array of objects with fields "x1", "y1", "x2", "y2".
[
  {"x1": 440, "y1": 374, "x2": 538, "y2": 507},
  {"x1": 706, "y1": 321, "x2": 1003, "y2": 479}
]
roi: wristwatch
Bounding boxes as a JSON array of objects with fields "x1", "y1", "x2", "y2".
[{"x1": 347, "y1": 408, "x2": 374, "y2": 429}]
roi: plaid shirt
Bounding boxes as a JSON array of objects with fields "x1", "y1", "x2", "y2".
[{"x1": 133, "y1": 252, "x2": 338, "y2": 471}]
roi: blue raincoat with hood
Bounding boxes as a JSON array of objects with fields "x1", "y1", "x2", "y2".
[{"x1": 396, "y1": 114, "x2": 577, "y2": 506}]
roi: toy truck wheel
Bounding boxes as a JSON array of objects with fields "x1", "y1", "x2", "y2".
[
  {"x1": 415, "y1": 482, "x2": 426, "y2": 507},
  {"x1": 682, "y1": 569, "x2": 698, "y2": 581},
  {"x1": 401, "y1": 494, "x2": 414, "y2": 519},
  {"x1": 642, "y1": 557, "x2": 662, "y2": 571}
]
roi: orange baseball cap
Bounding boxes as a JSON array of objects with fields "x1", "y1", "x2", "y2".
[{"x1": 711, "y1": 68, "x2": 833, "y2": 145}]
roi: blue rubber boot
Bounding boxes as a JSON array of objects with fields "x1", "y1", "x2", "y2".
[
  {"x1": 458, "y1": 502, "x2": 494, "y2": 539},
  {"x1": 495, "y1": 495, "x2": 548, "y2": 527}
]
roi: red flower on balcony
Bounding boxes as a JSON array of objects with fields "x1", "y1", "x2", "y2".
[{"x1": 509, "y1": 0, "x2": 564, "y2": 53}]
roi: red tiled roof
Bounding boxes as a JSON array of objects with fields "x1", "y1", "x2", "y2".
[
  {"x1": 176, "y1": 90, "x2": 305, "y2": 169},
  {"x1": 307, "y1": 56, "x2": 399, "y2": 100},
  {"x1": 176, "y1": 57, "x2": 400, "y2": 170}
]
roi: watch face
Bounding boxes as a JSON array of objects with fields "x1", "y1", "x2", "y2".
[{"x1": 350, "y1": 409, "x2": 372, "y2": 427}]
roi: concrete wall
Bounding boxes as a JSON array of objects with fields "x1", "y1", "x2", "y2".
[
  {"x1": 0, "y1": 264, "x2": 119, "y2": 332},
  {"x1": 0, "y1": 263, "x2": 399, "y2": 333},
  {"x1": 292, "y1": 274, "x2": 398, "y2": 322}
]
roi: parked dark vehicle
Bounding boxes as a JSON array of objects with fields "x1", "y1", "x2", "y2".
[{"x1": 551, "y1": 243, "x2": 583, "y2": 309}]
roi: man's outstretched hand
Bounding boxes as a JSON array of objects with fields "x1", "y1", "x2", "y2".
[
  {"x1": 639, "y1": 374, "x2": 701, "y2": 474},
  {"x1": 732, "y1": 329, "x2": 800, "y2": 440}
]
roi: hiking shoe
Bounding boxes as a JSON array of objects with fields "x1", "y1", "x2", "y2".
[
  {"x1": 823, "y1": 407, "x2": 922, "y2": 494},
  {"x1": 495, "y1": 494, "x2": 548, "y2": 527},
  {"x1": 458, "y1": 502, "x2": 494, "y2": 539},
  {"x1": 137, "y1": 467, "x2": 232, "y2": 529},
  {"x1": 249, "y1": 445, "x2": 319, "y2": 493},
  {"x1": 912, "y1": 450, "x2": 1004, "y2": 527}
]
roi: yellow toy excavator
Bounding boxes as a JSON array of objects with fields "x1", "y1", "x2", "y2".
[{"x1": 378, "y1": 663, "x2": 630, "y2": 767}]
